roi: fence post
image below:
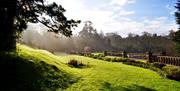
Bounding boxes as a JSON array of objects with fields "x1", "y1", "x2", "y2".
[
  {"x1": 123, "y1": 51, "x2": 128, "y2": 58},
  {"x1": 147, "y1": 52, "x2": 153, "y2": 63},
  {"x1": 104, "y1": 51, "x2": 107, "y2": 56},
  {"x1": 160, "y1": 51, "x2": 166, "y2": 56}
]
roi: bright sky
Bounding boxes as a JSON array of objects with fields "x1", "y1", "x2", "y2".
[{"x1": 48, "y1": 0, "x2": 178, "y2": 37}]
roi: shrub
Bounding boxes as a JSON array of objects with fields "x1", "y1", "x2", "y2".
[
  {"x1": 93, "y1": 55, "x2": 98, "y2": 59},
  {"x1": 103, "y1": 57, "x2": 111, "y2": 62},
  {"x1": 123, "y1": 60, "x2": 166, "y2": 78},
  {"x1": 68, "y1": 59, "x2": 86, "y2": 68},
  {"x1": 123, "y1": 60, "x2": 149, "y2": 69},
  {"x1": 94, "y1": 54, "x2": 105, "y2": 59},
  {"x1": 126, "y1": 59, "x2": 136, "y2": 63},
  {"x1": 78, "y1": 52, "x2": 85, "y2": 56},
  {"x1": 86, "y1": 54, "x2": 103, "y2": 59},
  {"x1": 110, "y1": 57, "x2": 128, "y2": 62},
  {"x1": 110, "y1": 58, "x2": 116, "y2": 62},
  {"x1": 162, "y1": 65, "x2": 180, "y2": 81},
  {"x1": 104, "y1": 51, "x2": 107, "y2": 56},
  {"x1": 86, "y1": 54, "x2": 93, "y2": 57},
  {"x1": 68, "y1": 59, "x2": 78, "y2": 67},
  {"x1": 151, "y1": 62, "x2": 166, "y2": 69}
]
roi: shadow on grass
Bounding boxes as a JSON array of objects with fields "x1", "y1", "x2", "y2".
[
  {"x1": 0, "y1": 52, "x2": 77, "y2": 91},
  {"x1": 100, "y1": 81, "x2": 156, "y2": 91}
]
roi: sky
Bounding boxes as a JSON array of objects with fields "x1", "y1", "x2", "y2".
[{"x1": 47, "y1": 0, "x2": 178, "y2": 37}]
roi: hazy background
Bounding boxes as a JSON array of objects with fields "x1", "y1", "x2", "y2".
[{"x1": 19, "y1": 0, "x2": 178, "y2": 54}]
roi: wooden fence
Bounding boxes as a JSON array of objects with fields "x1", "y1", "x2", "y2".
[
  {"x1": 147, "y1": 53, "x2": 180, "y2": 66},
  {"x1": 106, "y1": 52, "x2": 123, "y2": 57},
  {"x1": 128, "y1": 53, "x2": 147, "y2": 59}
]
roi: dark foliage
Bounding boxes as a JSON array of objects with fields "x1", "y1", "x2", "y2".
[
  {"x1": 151, "y1": 62, "x2": 166, "y2": 69},
  {"x1": 68, "y1": 59, "x2": 86, "y2": 68},
  {"x1": 103, "y1": 57, "x2": 112, "y2": 62},
  {"x1": 106, "y1": 57, "x2": 128, "y2": 62},
  {"x1": 86, "y1": 53, "x2": 128, "y2": 62},
  {"x1": 68, "y1": 59, "x2": 78, "y2": 67},
  {"x1": 162, "y1": 65, "x2": 180, "y2": 81},
  {"x1": 174, "y1": 0, "x2": 180, "y2": 54},
  {"x1": 86, "y1": 53, "x2": 105, "y2": 60},
  {"x1": 104, "y1": 51, "x2": 107, "y2": 56},
  {"x1": 15, "y1": 0, "x2": 80, "y2": 36},
  {"x1": 0, "y1": 0, "x2": 80, "y2": 51}
]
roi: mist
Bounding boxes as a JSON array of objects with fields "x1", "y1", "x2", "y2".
[{"x1": 19, "y1": 21, "x2": 175, "y2": 55}]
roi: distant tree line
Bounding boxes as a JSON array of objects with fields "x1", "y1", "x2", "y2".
[{"x1": 20, "y1": 21, "x2": 176, "y2": 55}]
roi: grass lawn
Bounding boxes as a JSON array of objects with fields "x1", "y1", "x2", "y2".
[{"x1": 17, "y1": 44, "x2": 180, "y2": 91}]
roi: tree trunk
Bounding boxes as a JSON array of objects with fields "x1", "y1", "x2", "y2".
[{"x1": 0, "y1": 0, "x2": 17, "y2": 51}]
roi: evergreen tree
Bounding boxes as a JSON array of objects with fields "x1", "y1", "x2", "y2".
[{"x1": 174, "y1": 0, "x2": 180, "y2": 53}]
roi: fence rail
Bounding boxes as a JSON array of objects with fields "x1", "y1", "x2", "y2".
[
  {"x1": 128, "y1": 53, "x2": 147, "y2": 59},
  {"x1": 106, "y1": 52, "x2": 123, "y2": 57},
  {"x1": 150, "y1": 56, "x2": 180, "y2": 66}
]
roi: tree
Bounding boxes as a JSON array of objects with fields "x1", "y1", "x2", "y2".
[
  {"x1": 174, "y1": 0, "x2": 180, "y2": 53},
  {"x1": 168, "y1": 30, "x2": 175, "y2": 39},
  {"x1": 142, "y1": 31, "x2": 152, "y2": 37},
  {"x1": 0, "y1": 0, "x2": 80, "y2": 51},
  {"x1": 79, "y1": 21, "x2": 97, "y2": 38},
  {"x1": 127, "y1": 33, "x2": 136, "y2": 38}
]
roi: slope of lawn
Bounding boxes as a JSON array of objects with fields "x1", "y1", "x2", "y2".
[
  {"x1": 6, "y1": 44, "x2": 180, "y2": 91},
  {"x1": 0, "y1": 44, "x2": 78, "y2": 91},
  {"x1": 57, "y1": 55, "x2": 180, "y2": 91}
]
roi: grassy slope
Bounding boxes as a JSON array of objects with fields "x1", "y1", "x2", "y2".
[
  {"x1": 17, "y1": 44, "x2": 180, "y2": 91},
  {"x1": 0, "y1": 44, "x2": 77, "y2": 91}
]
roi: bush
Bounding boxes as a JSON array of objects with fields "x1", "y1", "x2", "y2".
[
  {"x1": 123, "y1": 60, "x2": 149, "y2": 69},
  {"x1": 68, "y1": 59, "x2": 86, "y2": 68},
  {"x1": 110, "y1": 57, "x2": 128, "y2": 62},
  {"x1": 86, "y1": 54, "x2": 93, "y2": 57},
  {"x1": 103, "y1": 57, "x2": 111, "y2": 62},
  {"x1": 86, "y1": 53, "x2": 105, "y2": 60},
  {"x1": 123, "y1": 60, "x2": 166, "y2": 78},
  {"x1": 68, "y1": 59, "x2": 78, "y2": 67},
  {"x1": 103, "y1": 51, "x2": 107, "y2": 56},
  {"x1": 126, "y1": 59, "x2": 136, "y2": 63},
  {"x1": 162, "y1": 65, "x2": 180, "y2": 81},
  {"x1": 110, "y1": 58, "x2": 117, "y2": 62},
  {"x1": 95, "y1": 54, "x2": 105, "y2": 59},
  {"x1": 151, "y1": 62, "x2": 166, "y2": 69}
]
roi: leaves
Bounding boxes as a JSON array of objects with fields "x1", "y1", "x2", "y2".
[
  {"x1": 174, "y1": 0, "x2": 180, "y2": 54},
  {"x1": 15, "y1": 0, "x2": 80, "y2": 37}
]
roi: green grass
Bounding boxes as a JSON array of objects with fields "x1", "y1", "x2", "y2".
[
  {"x1": 131, "y1": 58, "x2": 148, "y2": 63},
  {"x1": 0, "y1": 44, "x2": 77, "y2": 91},
  {"x1": 57, "y1": 55, "x2": 180, "y2": 91},
  {"x1": 104, "y1": 56, "x2": 147, "y2": 63},
  {"x1": 92, "y1": 52, "x2": 104, "y2": 55},
  {"x1": 12, "y1": 44, "x2": 180, "y2": 91}
]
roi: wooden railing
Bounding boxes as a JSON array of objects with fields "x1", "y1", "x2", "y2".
[
  {"x1": 128, "y1": 53, "x2": 146, "y2": 59},
  {"x1": 106, "y1": 52, "x2": 123, "y2": 57},
  {"x1": 150, "y1": 56, "x2": 180, "y2": 66}
]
